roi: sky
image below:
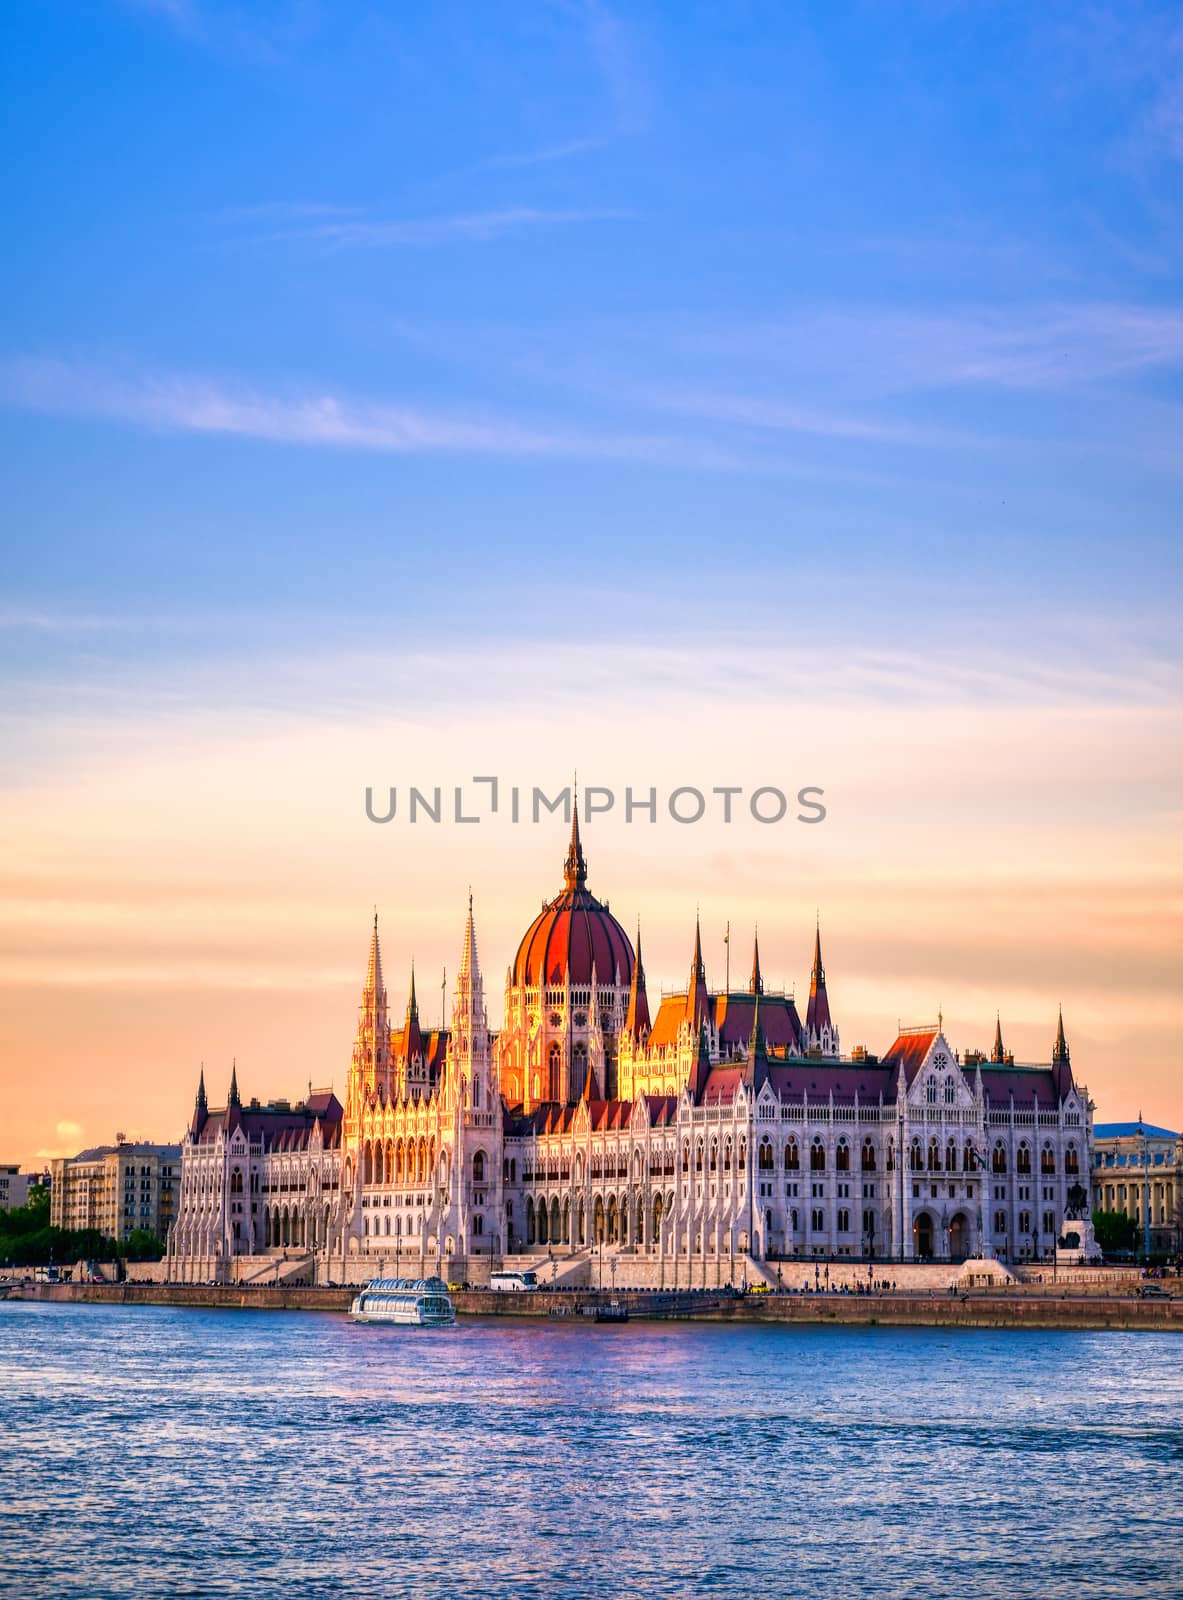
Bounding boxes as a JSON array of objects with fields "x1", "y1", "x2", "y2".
[{"x1": 1, "y1": 1, "x2": 1180, "y2": 1165}]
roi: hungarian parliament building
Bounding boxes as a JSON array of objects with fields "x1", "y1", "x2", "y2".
[{"x1": 169, "y1": 818, "x2": 1093, "y2": 1283}]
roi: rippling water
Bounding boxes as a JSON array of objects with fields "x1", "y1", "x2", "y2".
[{"x1": 1, "y1": 1303, "x2": 1181, "y2": 1599}]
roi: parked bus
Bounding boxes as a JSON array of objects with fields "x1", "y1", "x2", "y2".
[{"x1": 488, "y1": 1269, "x2": 539, "y2": 1293}]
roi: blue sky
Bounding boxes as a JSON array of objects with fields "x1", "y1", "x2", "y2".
[
  {"x1": 2, "y1": 0, "x2": 1181, "y2": 683},
  {"x1": 2, "y1": 3, "x2": 1182, "y2": 1159}
]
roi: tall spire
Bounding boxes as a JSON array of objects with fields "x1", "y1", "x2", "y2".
[
  {"x1": 685, "y1": 912, "x2": 709, "y2": 1027},
  {"x1": 625, "y1": 922, "x2": 651, "y2": 1040},
  {"x1": 458, "y1": 888, "x2": 478, "y2": 981},
  {"x1": 991, "y1": 1012, "x2": 1005, "y2": 1064},
  {"x1": 1052, "y1": 1006, "x2": 1069, "y2": 1067},
  {"x1": 228, "y1": 1059, "x2": 241, "y2": 1109},
  {"x1": 190, "y1": 1063, "x2": 209, "y2": 1138},
  {"x1": 750, "y1": 985, "x2": 765, "y2": 1053},
  {"x1": 403, "y1": 964, "x2": 423, "y2": 1060},
  {"x1": 805, "y1": 917, "x2": 832, "y2": 1041},
  {"x1": 563, "y1": 796, "x2": 587, "y2": 889},
  {"x1": 749, "y1": 928, "x2": 764, "y2": 996},
  {"x1": 745, "y1": 987, "x2": 769, "y2": 1092},
  {"x1": 365, "y1": 911, "x2": 385, "y2": 1004}
]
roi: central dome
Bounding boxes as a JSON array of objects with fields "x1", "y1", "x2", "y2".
[{"x1": 512, "y1": 814, "x2": 634, "y2": 989}]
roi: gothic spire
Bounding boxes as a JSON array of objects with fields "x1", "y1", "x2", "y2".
[
  {"x1": 190, "y1": 1063, "x2": 209, "y2": 1138},
  {"x1": 563, "y1": 793, "x2": 587, "y2": 890},
  {"x1": 365, "y1": 911, "x2": 385, "y2": 1003},
  {"x1": 1052, "y1": 1006, "x2": 1070, "y2": 1067},
  {"x1": 991, "y1": 1012, "x2": 1006, "y2": 1064},
  {"x1": 750, "y1": 986, "x2": 765, "y2": 1053},
  {"x1": 403, "y1": 963, "x2": 423, "y2": 1060},
  {"x1": 685, "y1": 911, "x2": 709, "y2": 1027},
  {"x1": 228, "y1": 1059, "x2": 241, "y2": 1109},
  {"x1": 805, "y1": 916, "x2": 832, "y2": 1039},
  {"x1": 749, "y1": 928, "x2": 764, "y2": 996},
  {"x1": 458, "y1": 889, "x2": 479, "y2": 982},
  {"x1": 625, "y1": 922, "x2": 651, "y2": 1040}
]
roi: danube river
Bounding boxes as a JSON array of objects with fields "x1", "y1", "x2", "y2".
[{"x1": 1, "y1": 1304, "x2": 1181, "y2": 1599}]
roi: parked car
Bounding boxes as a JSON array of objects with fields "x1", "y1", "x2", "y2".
[{"x1": 1136, "y1": 1283, "x2": 1172, "y2": 1299}]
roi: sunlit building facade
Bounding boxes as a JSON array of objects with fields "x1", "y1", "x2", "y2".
[
  {"x1": 50, "y1": 1142, "x2": 180, "y2": 1242},
  {"x1": 169, "y1": 819, "x2": 1093, "y2": 1282}
]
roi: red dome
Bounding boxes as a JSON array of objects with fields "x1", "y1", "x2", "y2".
[{"x1": 512, "y1": 817, "x2": 634, "y2": 989}]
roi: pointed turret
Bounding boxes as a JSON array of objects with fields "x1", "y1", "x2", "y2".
[
  {"x1": 745, "y1": 989, "x2": 769, "y2": 1092},
  {"x1": 623, "y1": 922, "x2": 651, "y2": 1041},
  {"x1": 190, "y1": 1064, "x2": 208, "y2": 1138},
  {"x1": 228, "y1": 1060, "x2": 241, "y2": 1109},
  {"x1": 685, "y1": 912, "x2": 709, "y2": 1028},
  {"x1": 687, "y1": 1019, "x2": 713, "y2": 1100},
  {"x1": 749, "y1": 929, "x2": 764, "y2": 996},
  {"x1": 350, "y1": 910, "x2": 392, "y2": 1108},
  {"x1": 750, "y1": 987, "x2": 765, "y2": 1053},
  {"x1": 991, "y1": 1012, "x2": 1006, "y2": 1064},
  {"x1": 458, "y1": 890, "x2": 479, "y2": 983},
  {"x1": 402, "y1": 963, "x2": 423, "y2": 1060},
  {"x1": 365, "y1": 911, "x2": 385, "y2": 1004},
  {"x1": 449, "y1": 891, "x2": 489, "y2": 1102},
  {"x1": 1052, "y1": 1006, "x2": 1069, "y2": 1067},
  {"x1": 805, "y1": 918, "x2": 833, "y2": 1046},
  {"x1": 563, "y1": 800, "x2": 588, "y2": 889}
]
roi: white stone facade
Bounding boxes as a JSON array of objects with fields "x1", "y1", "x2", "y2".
[{"x1": 169, "y1": 826, "x2": 1093, "y2": 1283}]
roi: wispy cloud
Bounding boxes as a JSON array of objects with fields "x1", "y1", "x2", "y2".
[
  {"x1": 578, "y1": 0, "x2": 653, "y2": 134},
  {"x1": 279, "y1": 206, "x2": 630, "y2": 251},
  {"x1": 121, "y1": 0, "x2": 312, "y2": 67},
  {"x1": 695, "y1": 302, "x2": 1183, "y2": 392},
  {"x1": 0, "y1": 355, "x2": 757, "y2": 471},
  {"x1": 613, "y1": 383, "x2": 954, "y2": 446},
  {"x1": 211, "y1": 203, "x2": 631, "y2": 252},
  {"x1": 205, "y1": 200, "x2": 361, "y2": 225},
  {"x1": 471, "y1": 136, "x2": 612, "y2": 173}
]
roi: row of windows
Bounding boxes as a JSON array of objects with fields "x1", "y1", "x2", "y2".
[{"x1": 992, "y1": 1211, "x2": 1058, "y2": 1234}]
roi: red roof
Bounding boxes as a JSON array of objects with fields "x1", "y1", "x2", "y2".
[
  {"x1": 879, "y1": 1028, "x2": 938, "y2": 1082},
  {"x1": 512, "y1": 885, "x2": 634, "y2": 988},
  {"x1": 197, "y1": 1093, "x2": 343, "y2": 1151},
  {"x1": 980, "y1": 1066, "x2": 1060, "y2": 1109},
  {"x1": 512, "y1": 819, "x2": 634, "y2": 988}
]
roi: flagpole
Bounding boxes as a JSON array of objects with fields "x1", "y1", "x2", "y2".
[{"x1": 724, "y1": 920, "x2": 730, "y2": 995}]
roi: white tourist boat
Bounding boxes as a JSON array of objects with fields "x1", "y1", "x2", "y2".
[{"x1": 349, "y1": 1276, "x2": 456, "y2": 1327}]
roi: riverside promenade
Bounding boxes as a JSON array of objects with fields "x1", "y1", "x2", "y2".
[{"x1": 7, "y1": 1280, "x2": 1182, "y2": 1331}]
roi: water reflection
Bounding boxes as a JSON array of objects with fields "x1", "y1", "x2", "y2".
[{"x1": 1, "y1": 1305, "x2": 1180, "y2": 1599}]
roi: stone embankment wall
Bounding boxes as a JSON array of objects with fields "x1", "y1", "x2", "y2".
[{"x1": 8, "y1": 1279, "x2": 1182, "y2": 1330}]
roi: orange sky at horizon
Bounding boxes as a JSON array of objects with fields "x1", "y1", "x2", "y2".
[{"x1": 1, "y1": 637, "x2": 1179, "y2": 1168}]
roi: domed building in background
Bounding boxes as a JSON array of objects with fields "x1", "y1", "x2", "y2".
[
  {"x1": 170, "y1": 812, "x2": 1096, "y2": 1286},
  {"x1": 500, "y1": 813, "x2": 634, "y2": 1107}
]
